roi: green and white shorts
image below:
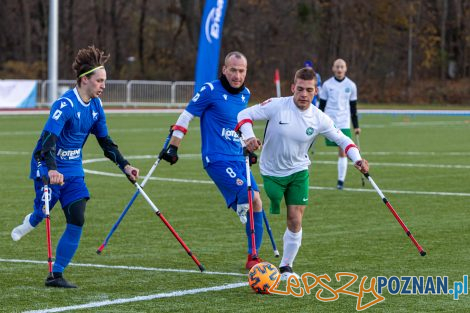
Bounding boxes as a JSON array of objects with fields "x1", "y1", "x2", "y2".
[{"x1": 261, "y1": 170, "x2": 309, "y2": 214}]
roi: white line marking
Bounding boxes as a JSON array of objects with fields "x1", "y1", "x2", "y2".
[
  {"x1": 312, "y1": 160, "x2": 470, "y2": 169},
  {"x1": 0, "y1": 258, "x2": 245, "y2": 277},
  {"x1": 83, "y1": 169, "x2": 470, "y2": 197},
  {"x1": 82, "y1": 154, "x2": 470, "y2": 169},
  {"x1": 22, "y1": 282, "x2": 247, "y2": 313}
]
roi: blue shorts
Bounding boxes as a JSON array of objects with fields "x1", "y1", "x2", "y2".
[
  {"x1": 205, "y1": 160, "x2": 259, "y2": 211},
  {"x1": 33, "y1": 176, "x2": 90, "y2": 218}
]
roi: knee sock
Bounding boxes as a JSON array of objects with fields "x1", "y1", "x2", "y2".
[
  {"x1": 338, "y1": 156, "x2": 348, "y2": 182},
  {"x1": 280, "y1": 228, "x2": 302, "y2": 268},
  {"x1": 246, "y1": 211, "x2": 264, "y2": 255},
  {"x1": 53, "y1": 223, "x2": 82, "y2": 273}
]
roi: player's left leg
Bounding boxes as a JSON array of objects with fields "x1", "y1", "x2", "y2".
[
  {"x1": 279, "y1": 170, "x2": 309, "y2": 280},
  {"x1": 205, "y1": 161, "x2": 264, "y2": 269},
  {"x1": 337, "y1": 147, "x2": 348, "y2": 189},
  {"x1": 45, "y1": 177, "x2": 89, "y2": 288},
  {"x1": 337, "y1": 128, "x2": 352, "y2": 190}
]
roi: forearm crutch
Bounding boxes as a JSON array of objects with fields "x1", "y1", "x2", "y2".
[
  {"x1": 134, "y1": 182, "x2": 205, "y2": 272},
  {"x1": 39, "y1": 163, "x2": 54, "y2": 279},
  {"x1": 365, "y1": 173, "x2": 426, "y2": 256},
  {"x1": 97, "y1": 129, "x2": 172, "y2": 254}
]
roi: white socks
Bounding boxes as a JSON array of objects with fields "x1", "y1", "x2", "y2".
[
  {"x1": 280, "y1": 228, "x2": 302, "y2": 268},
  {"x1": 338, "y1": 156, "x2": 348, "y2": 182}
]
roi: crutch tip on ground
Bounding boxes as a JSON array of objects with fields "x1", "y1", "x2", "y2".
[
  {"x1": 420, "y1": 250, "x2": 427, "y2": 257},
  {"x1": 96, "y1": 245, "x2": 104, "y2": 255},
  {"x1": 274, "y1": 250, "x2": 280, "y2": 258}
]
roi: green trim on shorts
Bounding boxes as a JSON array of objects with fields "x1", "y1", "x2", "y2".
[
  {"x1": 325, "y1": 128, "x2": 351, "y2": 146},
  {"x1": 261, "y1": 170, "x2": 309, "y2": 214}
]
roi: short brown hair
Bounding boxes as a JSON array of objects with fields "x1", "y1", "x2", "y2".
[
  {"x1": 73, "y1": 45, "x2": 110, "y2": 85},
  {"x1": 224, "y1": 51, "x2": 247, "y2": 65},
  {"x1": 294, "y1": 67, "x2": 317, "y2": 84}
]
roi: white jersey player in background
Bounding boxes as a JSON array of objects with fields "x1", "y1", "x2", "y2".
[
  {"x1": 319, "y1": 59, "x2": 360, "y2": 190},
  {"x1": 236, "y1": 67, "x2": 369, "y2": 280}
]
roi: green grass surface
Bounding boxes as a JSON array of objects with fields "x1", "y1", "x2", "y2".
[{"x1": 1, "y1": 112, "x2": 469, "y2": 312}]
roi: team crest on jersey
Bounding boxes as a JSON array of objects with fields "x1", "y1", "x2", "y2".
[
  {"x1": 236, "y1": 178, "x2": 244, "y2": 186},
  {"x1": 92, "y1": 111, "x2": 98, "y2": 120},
  {"x1": 345, "y1": 87, "x2": 351, "y2": 93},
  {"x1": 260, "y1": 98, "x2": 272, "y2": 106},
  {"x1": 60, "y1": 101, "x2": 67, "y2": 109},
  {"x1": 306, "y1": 127, "x2": 314, "y2": 135},
  {"x1": 223, "y1": 94, "x2": 228, "y2": 100},
  {"x1": 241, "y1": 95, "x2": 246, "y2": 103}
]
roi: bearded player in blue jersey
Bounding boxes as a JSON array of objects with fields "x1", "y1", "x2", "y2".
[
  {"x1": 160, "y1": 51, "x2": 264, "y2": 270},
  {"x1": 11, "y1": 46, "x2": 139, "y2": 288}
]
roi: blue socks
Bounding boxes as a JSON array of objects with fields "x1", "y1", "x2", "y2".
[
  {"x1": 246, "y1": 211, "x2": 263, "y2": 255},
  {"x1": 53, "y1": 223, "x2": 82, "y2": 273}
]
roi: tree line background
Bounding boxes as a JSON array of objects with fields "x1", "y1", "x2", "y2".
[{"x1": 1, "y1": 0, "x2": 469, "y2": 105}]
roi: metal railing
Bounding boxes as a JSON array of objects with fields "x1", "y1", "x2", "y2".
[{"x1": 38, "y1": 80, "x2": 195, "y2": 107}]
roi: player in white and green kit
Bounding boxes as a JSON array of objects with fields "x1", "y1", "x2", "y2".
[
  {"x1": 319, "y1": 59, "x2": 360, "y2": 189},
  {"x1": 236, "y1": 67, "x2": 369, "y2": 280}
]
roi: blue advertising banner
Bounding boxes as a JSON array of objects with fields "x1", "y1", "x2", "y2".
[{"x1": 194, "y1": 0, "x2": 228, "y2": 92}]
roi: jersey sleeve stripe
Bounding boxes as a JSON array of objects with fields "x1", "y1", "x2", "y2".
[
  {"x1": 234, "y1": 119, "x2": 253, "y2": 132},
  {"x1": 345, "y1": 143, "x2": 358, "y2": 154}
]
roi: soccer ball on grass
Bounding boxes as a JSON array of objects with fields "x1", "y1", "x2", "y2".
[{"x1": 248, "y1": 262, "x2": 279, "y2": 294}]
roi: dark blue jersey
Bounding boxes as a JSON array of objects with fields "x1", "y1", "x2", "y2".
[
  {"x1": 30, "y1": 88, "x2": 108, "y2": 178},
  {"x1": 186, "y1": 80, "x2": 251, "y2": 167}
]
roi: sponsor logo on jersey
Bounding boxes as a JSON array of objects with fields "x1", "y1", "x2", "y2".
[
  {"x1": 223, "y1": 94, "x2": 228, "y2": 100},
  {"x1": 77, "y1": 112, "x2": 81, "y2": 119},
  {"x1": 306, "y1": 127, "x2": 314, "y2": 135},
  {"x1": 60, "y1": 101, "x2": 67, "y2": 109},
  {"x1": 221, "y1": 128, "x2": 240, "y2": 142},
  {"x1": 57, "y1": 148, "x2": 81, "y2": 160},
  {"x1": 52, "y1": 109, "x2": 62, "y2": 121}
]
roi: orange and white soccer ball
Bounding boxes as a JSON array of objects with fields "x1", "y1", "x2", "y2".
[{"x1": 248, "y1": 262, "x2": 279, "y2": 294}]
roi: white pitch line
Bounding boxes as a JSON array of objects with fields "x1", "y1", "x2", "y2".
[
  {"x1": 83, "y1": 169, "x2": 470, "y2": 197},
  {"x1": 22, "y1": 282, "x2": 247, "y2": 313},
  {"x1": 312, "y1": 160, "x2": 470, "y2": 169},
  {"x1": 0, "y1": 258, "x2": 245, "y2": 277},
  {"x1": 82, "y1": 154, "x2": 470, "y2": 169}
]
